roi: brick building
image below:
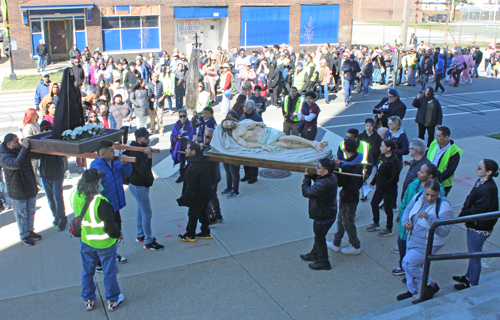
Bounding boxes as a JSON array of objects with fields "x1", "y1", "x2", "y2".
[
  {"x1": 7, "y1": 0, "x2": 354, "y2": 69},
  {"x1": 353, "y1": 0, "x2": 422, "y2": 22}
]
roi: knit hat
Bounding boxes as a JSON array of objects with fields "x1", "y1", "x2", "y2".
[
  {"x1": 40, "y1": 120, "x2": 53, "y2": 132},
  {"x1": 387, "y1": 88, "x2": 400, "y2": 97}
]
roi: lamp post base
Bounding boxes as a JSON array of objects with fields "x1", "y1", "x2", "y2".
[{"x1": 9, "y1": 73, "x2": 17, "y2": 81}]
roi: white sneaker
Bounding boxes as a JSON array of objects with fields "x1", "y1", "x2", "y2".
[
  {"x1": 326, "y1": 241, "x2": 341, "y2": 252},
  {"x1": 107, "y1": 293, "x2": 125, "y2": 311},
  {"x1": 341, "y1": 245, "x2": 362, "y2": 255}
]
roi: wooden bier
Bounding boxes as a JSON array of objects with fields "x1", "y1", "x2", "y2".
[
  {"x1": 113, "y1": 143, "x2": 160, "y2": 154},
  {"x1": 32, "y1": 150, "x2": 136, "y2": 163},
  {"x1": 205, "y1": 152, "x2": 363, "y2": 177}
]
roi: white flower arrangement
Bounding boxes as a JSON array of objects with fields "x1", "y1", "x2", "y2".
[{"x1": 62, "y1": 124, "x2": 104, "y2": 142}]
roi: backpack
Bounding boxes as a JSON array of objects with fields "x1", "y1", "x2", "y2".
[{"x1": 69, "y1": 196, "x2": 93, "y2": 238}]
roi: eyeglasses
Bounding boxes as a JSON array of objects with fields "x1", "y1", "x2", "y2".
[
  {"x1": 179, "y1": 115, "x2": 187, "y2": 118},
  {"x1": 205, "y1": 135, "x2": 212, "y2": 139}
]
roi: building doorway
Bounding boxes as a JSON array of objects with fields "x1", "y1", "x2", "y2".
[{"x1": 44, "y1": 20, "x2": 73, "y2": 62}]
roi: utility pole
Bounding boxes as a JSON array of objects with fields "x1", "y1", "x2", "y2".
[
  {"x1": 401, "y1": 0, "x2": 411, "y2": 47},
  {"x1": 6, "y1": 23, "x2": 16, "y2": 80},
  {"x1": 444, "y1": 1, "x2": 451, "y2": 45},
  {"x1": 414, "y1": 1, "x2": 419, "y2": 40}
]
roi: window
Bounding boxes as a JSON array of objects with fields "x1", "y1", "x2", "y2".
[
  {"x1": 240, "y1": 7, "x2": 290, "y2": 47},
  {"x1": 101, "y1": 10, "x2": 160, "y2": 51},
  {"x1": 300, "y1": 5, "x2": 339, "y2": 45},
  {"x1": 31, "y1": 21, "x2": 42, "y2": 33},
  {"x1": 31, "y1": 20, "x2": 43, "y2": 57},
  {"x1": 75, "y1": 19, "x2": 85, "y2": 31}
]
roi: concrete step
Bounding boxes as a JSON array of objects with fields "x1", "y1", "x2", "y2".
[{"x1": 343, "y1": 270, "x2": 500, "y2": 320}]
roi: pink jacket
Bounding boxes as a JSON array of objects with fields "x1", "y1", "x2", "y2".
[
  {"x1": 320, "y1": 66, "x2": 332, "y2": 85},
  {"x1": 89, "y1": 66, "x2": 98, "y2": 85}
]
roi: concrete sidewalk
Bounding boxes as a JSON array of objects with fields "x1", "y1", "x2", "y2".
[{"x1": 0, "y1": 134, "x2": 499, "y2": 319}]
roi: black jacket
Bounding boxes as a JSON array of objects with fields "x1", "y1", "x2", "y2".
[
  {"x1": 203, "y1": 146, "x2": 221, "y2": 184},
  {"x1": 337, "y1": 153, "x2": 363, "y2": 204},
  {"x1": 37, "y1": 44, "x2": 48, "y2": 57},
  {"x1": 371, "y1": 153, "x2": 401, "y2": 191},
  {"x1": 147, "y1": 80, "x2": 164, "y2": 109},
  {"x1": 124, "y1": 141, "x2": 154, "y2": 188},
  {"x1": 302, "y1": 174, "x2": 338, "y2": 221},
  {"x1": 39, "y1": 154, "x2": 65, "y2": 179},
  {"x1": 72, "y1": 64, "x2": 85, "y2": 87},
  {"x1": 473, "y1": 50, "x2": 483, "y2": 65},
  {"x1": 373, "y1": 97, "x2": 407, "y2": 128},
  {"x1": 412, "y1": 96, "x2": 443, "y2": 127},
  {"x1": 0, "y1": 143, "x2": 38, "y2": 200},
  {"x1": 341, "y1": 59, "x2": 361, "y2": 81},
  {"x1": 460, "y1": 178, "x2": 499, "y2": 231},
  {"x1": 240, "y1": 111, "x2": 263, "y2": 122},
  {"x1": 177, "y1": 154, "x2": 211, "y2": 208}
]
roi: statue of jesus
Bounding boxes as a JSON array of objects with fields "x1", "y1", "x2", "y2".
[{"x1": 220, "y1": 119, "x2": 328, "y2": 152}]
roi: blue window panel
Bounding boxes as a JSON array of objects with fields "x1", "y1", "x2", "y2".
[
  {"x1": 121, "y1": 29, "x2": 142, "y2": 50},
  {"x1": 76, "y1": 31, "x2": 86, "y2": 52},
  {"x1": 174, "y1": 7, "x2": 228, "y2": 19},
  {"x1": 29, "y1": 8, "x2": 84, "y2": 15},
  {"x1": 300, "y1": 5, "x2": 339, "y2": 45},
  {"x1": 141, "y1": 28, "x2": 160, "y2": 49},
  {"x1": 23, "y1": 12, "x2": 28, "y2": 24},
  {"x1": 87, "y1": 8, "x2": 92, "y2": 21},
  {"x1": 115, "y1": 6, "x2": 130, "y2": 14},
  {"x1": 240, "y1": 7, "x2": 289, "y2": 47},
  {"x1": 102, "y1": 29, "x2": 121, "y2": 51},
  {"x1": 32, "y1": 33, "x2": 43, "y2": 56}
]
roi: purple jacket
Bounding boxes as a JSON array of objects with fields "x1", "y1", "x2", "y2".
[{"x1": 170, "y1": 120, "x2": 194, "y2": 166}]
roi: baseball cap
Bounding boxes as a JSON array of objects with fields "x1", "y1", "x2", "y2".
[
  {"x1": 135, "y1": 127, "x2": 151, "y2": 138},
  {"x1": 82, "y1": 168, "x2": 106, "y2": 183},
  {"x1": 43, "y1": 72, "x2": 50, "y2": 77},
  {"x1": 349, "y1": 54, "x2": 355, "y2": 59}
]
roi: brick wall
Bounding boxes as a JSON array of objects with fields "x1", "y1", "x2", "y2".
[
  {"x1": 9, "y1": 0, "x2": 354, "y2": 68},
  {"x1": 352, "y1": 0, "x2": 422, "y2": 21}
]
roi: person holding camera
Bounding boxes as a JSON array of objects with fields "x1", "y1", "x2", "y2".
[{"x1": 372, "y1": 88, "x2": 407, "y2": 128}]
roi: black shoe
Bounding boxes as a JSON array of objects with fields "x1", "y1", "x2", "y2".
[
  {"x1": 175, "y1": 175, "x2": 184, "y2": 183},
  {"x1": 195, "y1": 232, "x2": 212, "y2": 240},
  {"x1": 144, "y1": 240, "x2": 165, "y2": 251},
  {"x1": 28, "y1": 231, "x2": 42, "y2": 241},
  {"x1": 58, "y1": 219, "x2": 67, "y2": 231},
  {"x1": 308, "y1": 261, "x2": 332, "y2": 270},
  {"x1": 248, "y1": 179, "x2": 258, "y2": 184},
  {"x1": 454, "y1": 283, "x2": 470, "y2": 291},
  {"x1": 240, "y1": 176, "x2": 250, "y2": 182},
  {"x1": 300, "y1": 253, "x2": 316, "y2": 261},
  {"x1": 452, "y1": 275, "x2": 469, "y2": 285},
  {"x1": 22, "y1": 237, "x2": 35, "y2": 246},
  {"x1": 397, "y1": 291, "x2": 413, "y2": 301},
  {"x1": 425, "y1": 283, "x2": 440, "y2": 300},
  {"x1": 208, "y1": 218, "x2": 219, "y2": 225},
  {"x1": 52, "y1": 219, "x2": 59, "y2": 226},
  {"x1": 178, "y1": 233, "x2": 197, "y2": 242}
]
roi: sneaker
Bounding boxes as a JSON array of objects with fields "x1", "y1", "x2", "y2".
[
  {"x1": 454, "y1": 283, "x2": 470, "y2": 290},
  {"x1": 391, "y1": 246, "x2": 399, "y2": 254},
  {"x1": 248, "y1": 178, "x2": 258, "y2": 184},
  {"x1": 52, "y1": 219, "x2": 60, "y2": 226},
  {"x1": 175, "y1": 175, "x2": 184, "y2": 183},
  {"x1": 392, "y1": 267, "x2": 405, "y2": 276},
  {"x1": 221, "y1": 188, "x2": 231, "y2": 195},
  {"x1": 326, "y1": 241, "x2": 341, "y2": 252},
  {"x1": 178, "y1": 233, "x2": 197, "y2": 242},
  {"x1": 77, "y1": 167, "x2": 84, "y2": 174},
  {"x1": 363, "y1": 93, "x2": 369, "y2": 97},
  {"x1": 28, "y1": 231, "x2": 42, "y2": 241},
  {"x1": 425, "y1": 283, "x2": 440, "y2": 300},
  {"x1": 144, "y1": 240, "x2": 165, "y2": 251},
  {"x1": 366, "y1": 224, "x2": 380, "y2": 232},
  {"x1": 107, "y1": 293, "x2": 125, "y2": 311},
  {"x1": 136, "y1": 236, "x2": 145, "y2": 242},
  {"x1": 22, "y1": 237, "x2": 35, "y2": 246},
  {"x1": 195, "y1": 232, "x2": 213, "y2": 240},
  {"x1": 117, "y1": 255, "x2": 128, "y2": 263},
  {"x1": 379, "y1": 228, "x2": 394, "y2": 237},
  {"x1": 227, "y1": 191, "x2": 240, "y2": 199},
  {"x1": 397, "y1": 291, "x2": 413, "y2": 301},
  {"x1": 95, "y1": 266, "x2": 103, "y2": 274},
  {"x1": 308, "y1": 261, "x2": 332, "y2": 271},
  {"x1": 84, "y1": 300, "x2": 95, "y2": 311},
  {"x1": 58, "y1": 219, "x2": 67, "y2": 231},
  {"x1": 341, "y1": 245, "x2": 362, "y2": 255},
  {"x1": 452, "y1": 275, "x2": 469, "y2": 284},
  {"x1": 441, "y1": 88, "x2": 447, "y2": 94}
]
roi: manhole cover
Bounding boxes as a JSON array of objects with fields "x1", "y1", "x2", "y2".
[{"x1": 259, "y1": 169, "x2": 292, "y2": 179}]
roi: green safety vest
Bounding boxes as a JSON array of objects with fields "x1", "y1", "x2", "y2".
[
  {"x1": 220, "y1": 71, "x2": 233, "y2": 91},
  {"x1": 72, "y1": 190, "x2": 116, "y2": 249},
  {"x1": 339, "y1": 140, "x2": 370, "y2": 179},
  {"x1": 283, "y1": 96, "x2": 304, "y2": 122},
  {"x1": 426, "y1": 140, "x2": 463, "y2": 187},
  {"x1": 161, "y1": 72, "x2": 176, "y2": 96},
  {"x1": 306, "y1": 61, "x2": 317, "y2": 81},
  {"x1": 293, "y1": 69, "x2": 306, "y2": 90}
]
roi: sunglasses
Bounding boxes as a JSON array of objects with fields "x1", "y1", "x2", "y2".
[
  {"x1": 179, "y1": 115, "x2": 187, "y2": 118},
  {"x1": 205, "y1": 135, "x2": 212, "y2": 139}
]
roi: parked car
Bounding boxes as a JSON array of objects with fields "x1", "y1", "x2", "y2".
[{"x1": 428, "y1": 14, "x2": 448, "y2": 23}]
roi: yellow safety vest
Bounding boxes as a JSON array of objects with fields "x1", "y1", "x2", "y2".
[
  {"x1": 339, "y1": 140, "x2": 370, "y2": 179},
  {"x1": 283, "y1": 96, "x2": 304, "y2": 122},
  {"x1": 293, "y1": 69, "x2": 306, "y2": 90},
  {"x1": 426, "y1": 140, "x2": 463, "y2": 187}
]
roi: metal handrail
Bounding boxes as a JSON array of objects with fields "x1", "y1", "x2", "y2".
[{"x1": 414, "y1": 211, "x2": 500, "y2": 304}]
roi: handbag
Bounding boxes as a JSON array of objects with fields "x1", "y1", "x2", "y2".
[{"x1": 69, "y1": 197, "x2": 93, "y2": 238}]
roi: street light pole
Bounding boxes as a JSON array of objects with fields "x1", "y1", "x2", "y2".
[
  {"x1": 6, "y1": 24, "x2": 17, "y2": 81},
  {"x1": 401, "y1": 0, "x2": 411, "y2": 47}
]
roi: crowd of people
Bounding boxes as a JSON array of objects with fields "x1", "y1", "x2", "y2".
[{"x1": 1, "y1": 39, "x2": 499, "y2": 310}]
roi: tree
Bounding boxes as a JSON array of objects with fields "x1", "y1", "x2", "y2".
[
  {"x1": 301, "y1": 17, "x2": 315, "y2": 45},
  {"x1": 446, "y1": 0, "x2": 471, "y2": 21}
]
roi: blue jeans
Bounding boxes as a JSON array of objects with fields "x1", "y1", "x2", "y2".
[
  {"x1": 344, "y1": 79, "x2": 355, "y2": 104},
  {"x1": 129, "y1": 184, "x2": 153, "y2": 244},
  {"x1": 80, "y1": 241, "x2": 120, "y2": 302},
  {"x1": 318, "y1": 84, "x2": 329, "y2": 102},
  {"x1": 175, "y1": 88, "x2": 185, "y2": 110},
  {"x1": 41, "y1": 176, "x2": 66, "y2": 221},
  {"x1": 472, "y1": 64, "x2": 479, "y2": 78},
  {"x1": 362, "y1": 77, "x2": 370, "y2": 94},
  {"x1": 466, "y1": 229, "x2": 489, "y2": 286},
  {"x1": 12, "y1": 197, "x2": 36, "y2": 240},
  {"x1": 165, "y1": 95, "x2": 173, "y2": 111},
  {"x1": 37, "y1": 55, "x2": 47, "y2": 72}
]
